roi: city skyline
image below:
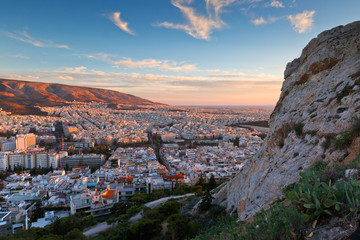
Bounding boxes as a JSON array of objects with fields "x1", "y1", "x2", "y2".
[{"x1": 0, "y1": 0, "x2": 358, "y2": 105}]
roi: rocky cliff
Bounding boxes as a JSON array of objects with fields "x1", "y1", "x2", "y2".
[{"x1": 214, "y1": 21, "x2": 360, "y2": 220}]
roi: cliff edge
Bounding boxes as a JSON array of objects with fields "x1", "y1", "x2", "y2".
[{"x1": 214, "y1": 21, "x2": 360, "y2": 220}]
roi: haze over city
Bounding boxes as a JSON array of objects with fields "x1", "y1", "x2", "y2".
[{"x1": 0, "y1": 0, "x2": 359, "y2": 105}]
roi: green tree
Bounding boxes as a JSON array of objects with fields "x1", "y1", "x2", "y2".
[
  {"x1": 199, "y1": 191, "x2": 214, "y2": 212},
  {"x1": 207, "y1": 174, "x2": 217, "y2": 191},
  {"x1": 131, "y1": 219, "x2": 162, "y2": 240},
  {"x1": 30, "y1": 201, "x2": 45, "y2": 223},
  {"x1": 166, "y1": 214, "x2": 200, "y2": 240},
  {"x1": 196, "y1": 174, "x2": 205, "y2": 188},
  {"x1": 38, "y1": 234, "x2": 62, "y2": 240},
  {"x1": 158, "y1": 201, "x2": 181, "y2": 218},
  {"x1": 64, "y1": 228, "x2": 87, "y2": 240},
  {"x1": 110, "y1": 202, "x2": 128, "y2": 216}
]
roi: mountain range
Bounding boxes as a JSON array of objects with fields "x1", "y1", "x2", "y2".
[{"x1": 0, "y1": 79, "x2": 156, "y2": 114}]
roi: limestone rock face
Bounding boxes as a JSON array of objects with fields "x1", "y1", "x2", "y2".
[{"x1": 214, "y1": 21, "x2": 360, "y2": 221}]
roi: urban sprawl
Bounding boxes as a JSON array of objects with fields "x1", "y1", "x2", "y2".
[{"x1": 0, "y1": 103, "x2": 270, "y2": 234}]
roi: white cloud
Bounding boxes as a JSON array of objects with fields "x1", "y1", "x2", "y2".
[
  {"x1": 288, "y1": 10, "x2": 315, "y2": 33},
  {"x1": 58, "y1": 76, "x2": 74, "y2": 80},
  {"x1": 251, "y1": 16, "x2": 267, "y2": 25},
  {"x1": 15, "y1": 66, "x2": 283, "y2": 90},
  {"x1": 109, "y1": 12, "x2": 135, "y2": 35},
  {"x1": 112, "y1": 58, "x2": 198, "y2": 72},
  {"x1": 251, "y1": 16, "x2": 280, "y2": 25},
  {"x1": 0, "y1": 74, "x2": 40, "y2": 80},
  {"x1": 269, "y1": 0, "x2": 284, "y2": 8},
  {"x1": 3, "y1": 30, "x2": 69, "y2": 49},
  {"x1": 77, "y1": 53, "x2": 198, "y2": 72},
  {"x1": 154, "y1": 0, "x2": 235, "y2": 40}
]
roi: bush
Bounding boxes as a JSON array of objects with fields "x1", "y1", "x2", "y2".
[
  {"x1": 294, "y1": 123, "x2": 304, "y2": 137},
  {"x1": 334, "y1": 175, "x2": 360, "y2": 221},
  {"x1": 285, "y1": 167, "x2": 340, "y2": 222},
  {"x1": 243, "y1": 204, "x2": 303, "y2": 240},
  {"x1": 333, "y1": 131, "x2": 353, "y2": 149},
  {"x1": 320, "y1": 165, "x2": 345, "y2": 183},
  {"x1": 351, "y1": 115, "x2": 360, "y2": 135},
  {"x1": 131, "y1": 218, "x2": 162, "y2": 240}
]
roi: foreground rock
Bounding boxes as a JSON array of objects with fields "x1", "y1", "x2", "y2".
[{"x1": 214, "y1": 21, "x2": 360, "y2": 221}]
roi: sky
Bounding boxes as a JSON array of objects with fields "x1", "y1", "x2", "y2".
[{"x1": 0, "y1": 0, "x2": 359, "y2": 106}]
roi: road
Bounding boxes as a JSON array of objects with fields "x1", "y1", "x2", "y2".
[
  {"x1": 129, "y1": 193, "x2": 194, "y2": 223},
  {"x1": 83, "y1": 193, "x2": 195, "y2": 236},
  {"x1": 83, "y1": 222, "x2": 116, "y2": 237}
]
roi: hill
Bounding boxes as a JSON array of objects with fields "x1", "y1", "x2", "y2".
[
  {"x1": 0, "y1": 79, "x2": 156, "y2": 114},
  {"x1": 213, "y1": 21, "x2": 360, "y2": 237}
]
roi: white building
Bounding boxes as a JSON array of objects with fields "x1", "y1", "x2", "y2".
[{"x1": 0, "y1": 152, "x2": 9, "y2": 171}]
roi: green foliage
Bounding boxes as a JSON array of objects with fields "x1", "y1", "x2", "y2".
[
  {"x1": 348, "y1": 153, "x2": 360, "y2": 169},
  {"x1": 351, "y1": 115, "x2": 360, "y2": 135},
  {"x1": 110, "y1": 201, "x2": 128, "y2": 216},
  {"x1": 191, "y1": 216, "x2": 238, "y2": 240},
  {"x1": 243, "y1": 204, "x2": 303, "y2": 240},
  {"x1": 333, "y1": 131, "x2": 353, "y2": 149},
  {"x1": 207, "y1": 174, "x2": 217, "y2": 192},
  {"x1": 199, "y1": 191, "x2": 214, "y2": 212},
  {"x1": 158, "y1": 201, "x2": 182, "y2": 218},
  {"x1": 30, "y1": 201, "x2": 45, "y2": 223},
  {"x1": 82, "y1": 144, "x2": 112, "y2": 157},
  {"x1": 131, "y1": 218, "x2": 162, "y2": 239},
  {"x1": 166, "y1": 214, "x2": 201, "y2": 240},
  {"x1": 64, "y1": 228, "x2": 87, "y2": 240},
  {"x1": 333, "y1": 174, "x2": 360, "y2": 221},
  {"x1": 294, "y1": 123, "x2": 304, "y2": 137}
]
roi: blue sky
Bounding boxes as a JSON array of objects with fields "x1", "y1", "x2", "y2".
[{"x1": 0, "y1": 0, "x2": 359, "y2": 105}]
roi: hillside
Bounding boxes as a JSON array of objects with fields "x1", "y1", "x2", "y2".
[
  {"x1": 0, "y1": 79, "x2": 155, "y2": 114},
  {"x1": 214, "y1": 20, "x2": 360, "y2": 224}
]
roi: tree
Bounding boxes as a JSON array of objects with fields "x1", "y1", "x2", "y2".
[
  {"x1": 158, "y1": 201, "x2": 181, "y2": 218},
  {"x1": 199, "y1": 191, "x2": 214, "y2": 212},
  {"x1": 131, "y1": 219, "x2": 162, "y2": 240},
  {"x1": 166, "y1": 214, "x2": 200, "y2": 240},
  {"x1": 207, "y1": 174, "x2": 217, "y2": 191},
  {"x1": 110, "y1": 202, "x2": 128, "y2": 216},
  {"x1": 64, "y1": 228, "x2": 87, "y2": 240},
  {"x1": 30, "y1": 201, "x2": 44, "y2": 223},
  {"x1": 196, "y1": 173, "x2": 205, "y2": 188}
]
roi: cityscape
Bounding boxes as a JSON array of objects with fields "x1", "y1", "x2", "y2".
[
  {"x1": 0, "y1": 0, "x2": 359, "y2": 239},
  {"x1": 0, "y1": 102, "x2": 269, "y2": 236}
]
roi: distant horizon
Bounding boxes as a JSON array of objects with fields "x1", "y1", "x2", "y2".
[{"x1": 0, "y1": 1, "x2": 358, "y2": 105}]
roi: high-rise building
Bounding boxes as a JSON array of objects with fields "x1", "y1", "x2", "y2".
[
  {"x1": 0, "y1": 141, "x2": 16, "y2": 151},
  {"x1": 16, "y1": 134, "x2": 36, "y2": 151},
  {"x1": 0, "y1": 152, "x2": 9, "y2": 171}
]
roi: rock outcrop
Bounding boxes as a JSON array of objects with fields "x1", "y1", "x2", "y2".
[{"x1": 214, "y1": 21, "x2": 360, "y2": 221}]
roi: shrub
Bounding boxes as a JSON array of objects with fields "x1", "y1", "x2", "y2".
[
  {"x1": 294, "y1": 123, "x2": 304, "y2": 137},
  {"x1": 285, "y1": 169, "x2": 340, "y2": 222},
  {"x1": 131, "y1": 219, "x2": 162, "y2": 240},
  {"x1": 333, "y1": 131, "x2": 353, "y2": 149},
  {"x1": 243, "y1": 204, "x2": 303, "y2": 240},
  {"x1": 334, "y1": 175, "x2": 360, "y2": 221},
  {"x1": 320, "y1": 165, "x2": 345, "y2": 183},
  {"x1": 351, "y1": 115, "x2": 360, "y2": 135},
  {"x1": 337, "y1": 85, "x2": 352, "y2": 102}
]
